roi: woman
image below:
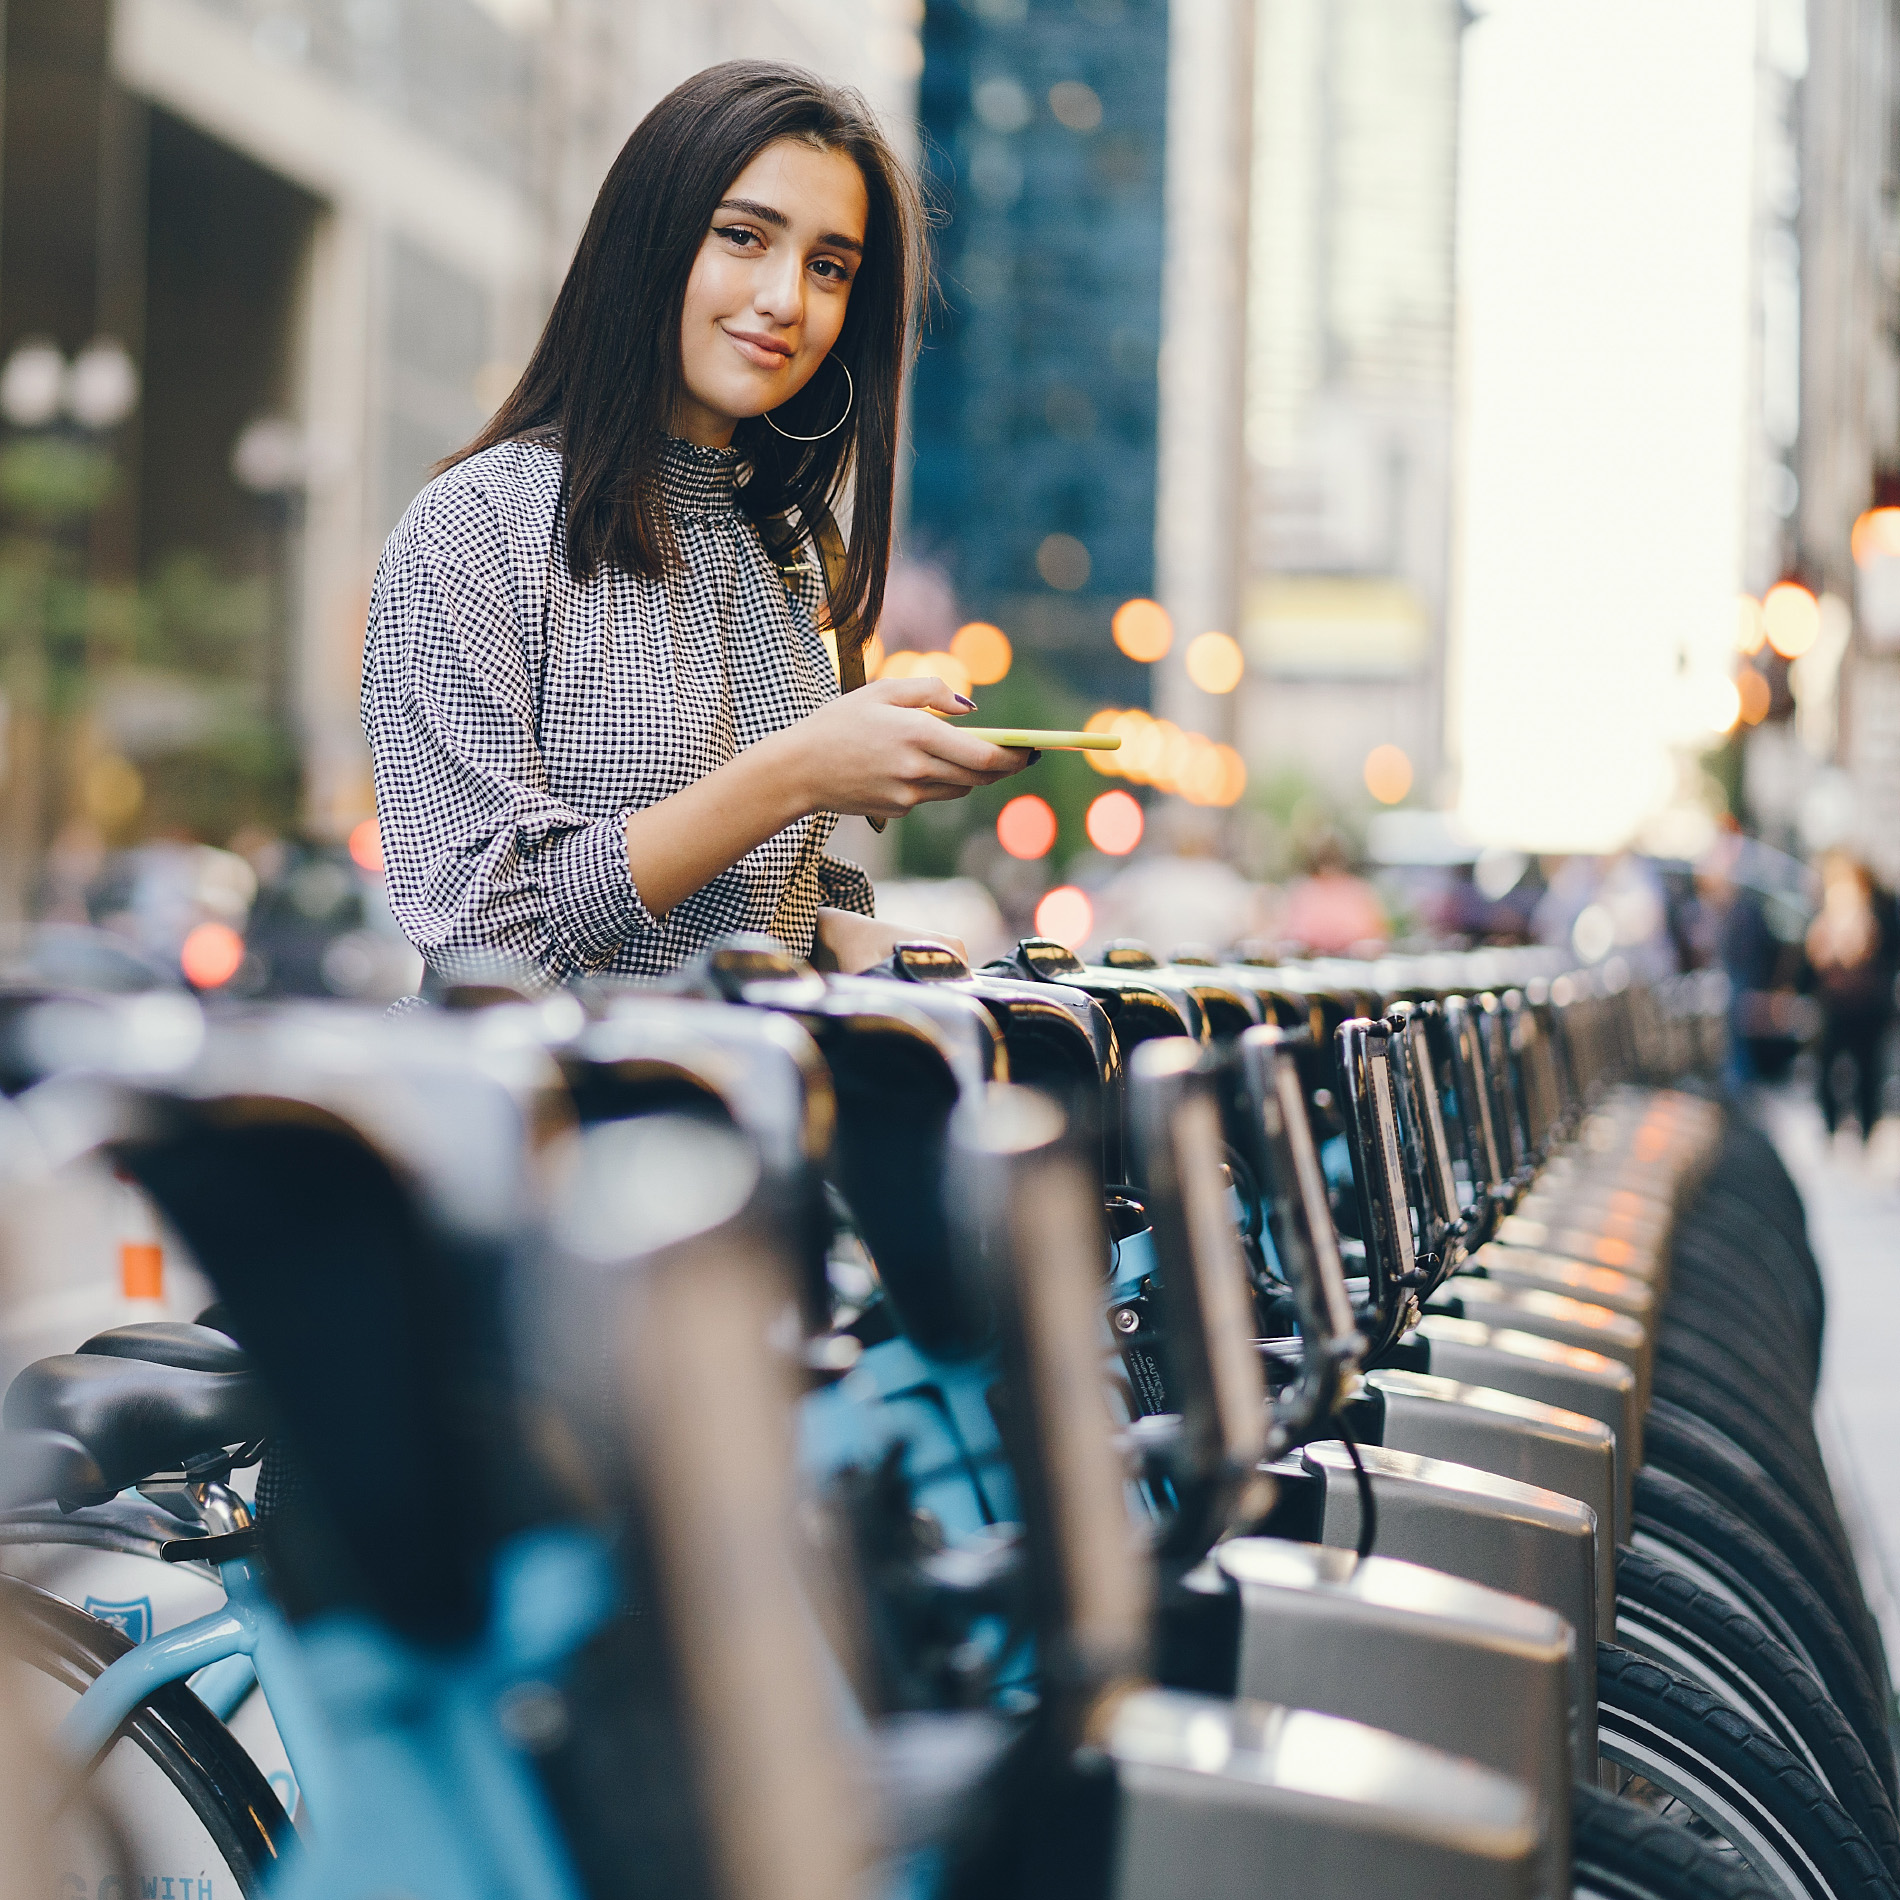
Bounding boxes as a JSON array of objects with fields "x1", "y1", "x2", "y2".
[{"x1": 361, "y1": 63, "x2": 1030, "y2": 992}]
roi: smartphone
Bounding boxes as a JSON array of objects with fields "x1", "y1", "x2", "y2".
[{"x1": 950, "y1": 726, "x2": 1122, "y2": 751}]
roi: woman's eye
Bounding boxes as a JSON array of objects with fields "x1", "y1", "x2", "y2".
[
  {"x1": 811, "y1": 257, "x2": 853, "y2": 283},
  {"x1": 716, "y1": 224, "x2": 763, "y2": 250}
]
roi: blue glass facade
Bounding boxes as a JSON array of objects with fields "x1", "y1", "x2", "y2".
[{"x1": 911, "y1": 0, "x2": 1168, "y2": 703}]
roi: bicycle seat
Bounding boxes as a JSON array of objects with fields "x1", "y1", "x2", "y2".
[
  {"x1": 78, "y1": 1320, "x2": 247, "y2": 1375},
  {"x1": 2, "y1": 1352, "x2": 268, "y2": 1499},
  {"x1": 0, "y1": 1427, "x2": 107, "y2": 1508}
]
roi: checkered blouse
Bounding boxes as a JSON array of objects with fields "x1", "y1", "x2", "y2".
[{"x1": 361, "y1": 435, "x2": 874, "y2": 992}]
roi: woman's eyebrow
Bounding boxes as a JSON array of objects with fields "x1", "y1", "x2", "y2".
[{"x1": 716, "y1": 197, "x2": 863, "y2": 254}]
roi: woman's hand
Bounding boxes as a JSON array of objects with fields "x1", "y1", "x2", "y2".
[
  {"x1": 812, "y1": 909, "x2": 967, "y2": 974},
  {"x1": 769, "y1": 675, "x2": 1033, "y2": 819},
  {"x1": 623, "y1": 676, "x2": 1032, "y2": 921}
]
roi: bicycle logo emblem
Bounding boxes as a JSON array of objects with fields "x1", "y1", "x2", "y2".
[{"x1": 82, "y1": 1596, "x2": 153, "y2": 1646}]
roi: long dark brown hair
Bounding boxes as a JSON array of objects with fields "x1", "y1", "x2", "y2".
[{"x1": 453, "y1": 62, "x2": 925, "y2": 652}]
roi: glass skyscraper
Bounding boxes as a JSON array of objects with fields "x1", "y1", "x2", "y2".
[{"x1": 910, "y1": 0, "x2": 1169, "y2": 704}]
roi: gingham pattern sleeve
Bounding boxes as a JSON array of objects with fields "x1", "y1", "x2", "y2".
[
  {"x1": 363, "y1": 463, "x2": 655, "y2": 992},
  {"x1": 817, "y1": 851, "x2": 876, "y2": 917},
  {"x1": 362, "y1": 436, "x2": 864, "y2": 990}
]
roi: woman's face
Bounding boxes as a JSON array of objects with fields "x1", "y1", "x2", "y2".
[{"x1": 673, "y1": 137, "x2": 869, "y2": 448}]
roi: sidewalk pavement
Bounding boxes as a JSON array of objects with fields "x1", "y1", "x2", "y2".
[{"x1": 1762, "y1": 1090, "x2": 1900, "y2": 1676}]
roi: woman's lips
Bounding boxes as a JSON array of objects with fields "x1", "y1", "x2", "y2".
[{"x1": 723, "y1": 328, "x2": 794, "y2": 370}]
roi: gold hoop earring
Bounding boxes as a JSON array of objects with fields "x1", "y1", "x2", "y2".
[{"x1": 763, "y1": 358, "x2": 853, "y2": 442}]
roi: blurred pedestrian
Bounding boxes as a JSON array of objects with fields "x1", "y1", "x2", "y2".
[
  {"x1": 1278, "y1": 832, "x2": 1387, "y2": 956},
  {"x1": 361, "y1": 64, "x2": 1031, "y2": 994},
  {"x1": 1805, "y1": 852, "x2": 1898, "y2": 1142}
]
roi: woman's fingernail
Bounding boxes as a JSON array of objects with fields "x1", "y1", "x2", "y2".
[
  {"x1": 1027, "y1": 749, "x2": 1042, "y2": 764},
  {"x1": 954, "y1": 694, "x2": 976, "y2": 711}
]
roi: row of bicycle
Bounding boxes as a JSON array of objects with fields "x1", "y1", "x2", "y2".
[{"x1": 0, "y1": 933, "x2": 1882, "y2": 1900}]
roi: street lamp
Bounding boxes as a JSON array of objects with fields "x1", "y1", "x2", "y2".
[{"x1": 0, "y1": 337, "x2": 139, "y2": 432}]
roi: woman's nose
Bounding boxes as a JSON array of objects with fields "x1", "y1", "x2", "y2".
[{"x1": 754, "y1": 260, "x2": 804, "y2": 326}]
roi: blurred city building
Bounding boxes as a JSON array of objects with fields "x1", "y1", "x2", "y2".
[
  {"x1": 1239, "y1": 0, "x2": 1463, "y2": 810},
  {"x1": 909, "y1": 0, "x2": 1168, "y2": 706},
  {"x1": 0, "y1": 0, "x2": 920, "y2": 926},
  {"x1": 1793, "y1": 0, "x2": 1900, "y2": 889}
]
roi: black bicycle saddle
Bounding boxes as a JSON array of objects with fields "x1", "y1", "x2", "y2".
[
  {"x1": 0, "y1": 1427, "x2": 107, "y2": 1510},
  {"x1": 2, "y1": 1353, "x2": 268, "y2": 1502},
  {"x1": 77, "y1": 1321, "x2": 247, "y2": 1376}
]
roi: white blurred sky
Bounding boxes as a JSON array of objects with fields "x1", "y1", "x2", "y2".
[{"x1": 1453, "y1": 0, "x2": 1760, "y2": 850}]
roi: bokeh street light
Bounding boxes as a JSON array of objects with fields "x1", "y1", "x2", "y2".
[
  {"x1": 348, "y1": 819, "x2": 385, "y2": 874},
  {"x1": 996, "y1": 793, "x2": 1057, "y2": 860},
  {"x1": 1085, "y1": 789, "x2": 1144, "y2": 854},
  {"x1": 1034, "y1": 884, "x2": 1093, "y2": 948},
  {"x1": 879, "y1": 646, "x2": 974, "y2": 700},
  {"x1": 181, "y1": 920, "x2": 246, "y2": 990},
  {"x1": 949, "y1": 620, "x2": 1012, "y2": 684},
  {"x1": 1081, "y1": 707, "x2": 1245, "y2": 806},
  {"x1": 1363, "y1": 743, "x2": 1414, "y2": 805},
  {"x1": 1762, "y1": 581, "x2": 1820, "y2": 659},
  {"x1": 1183, "y1": 629, "x2": 1244, "y2": 694},
  {"x1": 1111, "y1": 597, "x2": 1173, "y2": 662},
  {"x1": 0, "y1": 337, "x2": 138, "y2": 432}
]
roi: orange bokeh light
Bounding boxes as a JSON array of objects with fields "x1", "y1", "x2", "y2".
[
  {"x1": 950, "y1": 621, "x2": 1012, "y2": 685},
  {"x1": 348, "y1": 818, "x2": 385, "y2": 874},
  {"x1": 181, "y1": 921, "x2": 245, "y2": 990},
  {"x1": 1112, "y1": 598, "x2": 1173, "y2": 663},
  {"x1": 1035, "y1": 885, "x2": 1094, "y2": 949},
  {"x1": 1735, "y1": 596, "x2": 1765, "y2": 655},
  {"x1": 1085, "y1": 790, "x2": 1144, "y2": 855},
  {"x1": 1074, "y1": 709, "x2": 1246, "y2": 807},
  {"x1": 1762, "y1": 582, "x2": 1820, "y2": 659},
  {"x1": 880, "y1": 647, "x2": 973, "y2": 699},
  {"x1": 1212, "y1": 744, "x2": 1247, "y2": 807},
  {"x1": 1083, "y1": 707, "x2": 1126, "y2": 773},
  {"x1": 1852, "y1": 507, "x2": 1900, "y2": 566},
  {"x1": 997, "y1": 793, "x2": 1058, "y2": 860},
  {"x1": 1363, "y1": 743, "x2": 1414, "y2": 806},
  {"x1": 1736, "y1": 667, "x2": 1771, "y2": 726},
  {"x1": 1183, "y1": 630, "x2": 1244, "y2": 695}
]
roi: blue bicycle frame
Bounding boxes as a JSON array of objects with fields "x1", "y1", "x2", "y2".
[{"x1": 56, "y1": 1516, "x2": 617, "y2": 1900}]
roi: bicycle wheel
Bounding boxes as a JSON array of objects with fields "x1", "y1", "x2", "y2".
[
  {"x1": 1656, "y1": 1317, "x2": 1816, "y2": 1440},
  {"x1": 1672, "y1": 1284, "x2": 1816, "y2": 1421},
  {"x1": 1596, "y1": 1643, "x2": 1897, "y2": 1900},
  {"x1": 1672, "y1": 1208, "x2": 1821, "y2": 1363},
  {"x1": 1572, "y1": 1780, "x2": 1777, "y2": 1900},
  {"x1": 0, "y1": 1574, "x2": 294, "y2": 1896},
  {"x1": 1646, "y1": 1370, "x2": 1848, "y2": 1563},
  {"x1": 1632, "y1": 1469, "x2": 1895, "y2": 1804},
  {"x1": 1652, "y1": 1343, "x2": 1834, "y2": 1501},
  {"x1": 1615, "y1": 1548, "x2": 1900, "y2": 1880},
  {"x1": 1641, "y1": 1403, "x2": 1888, "y2": 1708}
]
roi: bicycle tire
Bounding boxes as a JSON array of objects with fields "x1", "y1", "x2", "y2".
[
  {"x1": 1645, "y1": 1370, "x2": 1848, "y2": 1563},
  {"x1": 1664, "y1": 1272, "x2": 1817, "y2": 1406},
  {"x1": 1642, "y1": 1403, "x2": 1888, "y2": 1710},
  {"x1": 1572, "y1": 1780, "x2": 1777, "y2": 1900},
  {"x1": 1596, "y1": 1643, "x2": 1897, "y2": 1900},
  {"x1": 1672, "y1": 1210, "x2": 1821, "y2": 1366},
  {"x1": 0, "y1": 1573, "x2": 294, "y2": 1894},
  {"x1": 1655, "y1": 1317, "x2": 1817, "y2": 1443},
  {"x1": 1615, "y1": 1547, "x2": 1900, "y2": 1880},
  {"x1": 1687, "y1": 1151, "x2": 1826, "y2": 1346},
  {"x1": 1704, "y1": 1126, "x2": 1821, "y2": 1271},
  {"x1": 1652, "y1": 1343, "x2": 1833, "y2": 1500},
  {"x1": 1631, "y1": 1472, "x2": 1896, "y2": 1808}
]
